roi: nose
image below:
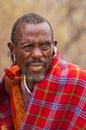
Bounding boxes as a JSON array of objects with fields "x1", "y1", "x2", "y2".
[{"x1": 32, "y1": 47, "x2": 42, "y2": 58}]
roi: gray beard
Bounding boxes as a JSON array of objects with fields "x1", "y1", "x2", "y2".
[{"x1": 25, "y1": 73, "x2": 45, "y2": 82}]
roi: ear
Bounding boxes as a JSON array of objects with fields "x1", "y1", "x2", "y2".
[
  {"x1": 8, "y1": 42, "x2": 16, "y2": 63},
  {"x1": 53, "y1": 40, "x2": 57, "y2": 46},
  {"x1": 7, "y1": 42, "x2": 15, "y2": 54}
]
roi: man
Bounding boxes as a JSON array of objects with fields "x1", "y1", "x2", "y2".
[{"x1": 0, "y1": 13, "x2": 86, "y2": 130}]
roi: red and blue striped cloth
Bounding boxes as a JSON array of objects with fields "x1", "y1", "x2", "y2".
[
  {"x1": 0, "y1": 51, "x2": 86, "y2": 130},
  {"x1": 0, "y1": 74, "x2": 13, "y2": 130}
]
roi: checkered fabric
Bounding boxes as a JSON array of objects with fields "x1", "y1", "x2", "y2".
[
  {"x1": 0, "y1": 51, "x2": 86, "y2": 130},
  {"x1": 20, "y1": 54, "x2": 86, "y2": 130},
  {"x1": 0, "y1": 75, "x2": 14, "y2": 130}
]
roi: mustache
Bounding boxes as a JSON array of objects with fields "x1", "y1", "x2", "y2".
[{"x1": 25, "y1": 59, "x2": 47, "y2": 67}]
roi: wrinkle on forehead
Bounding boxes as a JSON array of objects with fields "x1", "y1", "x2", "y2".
[{"x1": 15, "y1": 22, "x2": 53, "y2": 44}]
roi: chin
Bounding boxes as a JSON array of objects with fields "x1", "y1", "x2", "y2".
[{"x1": 26, "y1": 73, "x2": 45, "y2": 82}]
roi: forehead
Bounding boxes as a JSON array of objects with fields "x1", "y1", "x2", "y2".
[{"x1": 15, "y1": 22, "x2": 52, "y2": 42}]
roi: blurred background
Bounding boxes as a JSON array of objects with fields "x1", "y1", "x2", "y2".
[{"x1": 0, "y1": 0, "x2": 86, "y2": 78}]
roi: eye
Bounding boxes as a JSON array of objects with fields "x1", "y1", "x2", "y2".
[
  {"x1": 20, "y1": 43, "x2": 34, "y2": 51},
  {"x1": 40, "y1": 42, "x2": 51, "y2": 50}
]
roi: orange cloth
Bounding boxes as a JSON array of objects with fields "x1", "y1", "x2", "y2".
[{"x1": 4, "y1": 65, "x2": 26, "y2": 130}]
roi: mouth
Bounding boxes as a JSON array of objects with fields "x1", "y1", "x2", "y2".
[
  {"x1": 28, "y1": 63, "x2": 45, "y2": 72},
  {"x1": 31, "y1": 65, "x2": 43, "y2": 70},
  {"x1": 25, "y1": 59, "x2": 47, "y2": 74}
]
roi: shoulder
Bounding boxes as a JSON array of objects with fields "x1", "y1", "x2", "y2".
[
  {"x1": 60, "y1": 60, "x2": 86, "y2": 80},
  {"x1": 53, "y1": 59, "x2": 86, "y2": 79}
]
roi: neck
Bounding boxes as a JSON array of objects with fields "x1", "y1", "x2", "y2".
[{"x1": 26, "y1": 77, "x2": 35, "y2": 92}]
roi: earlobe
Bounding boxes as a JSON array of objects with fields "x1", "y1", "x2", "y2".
[{"x1": 53, "y1": 41, "x2": 57, "y2": 59}]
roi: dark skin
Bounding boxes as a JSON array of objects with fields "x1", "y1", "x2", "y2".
[{"x1": 8, "y1": 22, "x2": 57, "y2": 94}]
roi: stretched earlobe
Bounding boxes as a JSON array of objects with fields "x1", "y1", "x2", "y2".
[
  {"x1": 8, "y1": 51, "x2": 16, "y2": 63},
  {"x1": 11, "y1": 54, "x2": 16, "y2": 63},
  {"x1": 52, "y1": 40, "x2": 57, "y2": 59},
  {"x1": 53, "y1": 46, "x2": 57, "y2": 59}
]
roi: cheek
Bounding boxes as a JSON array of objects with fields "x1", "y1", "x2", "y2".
[
  {"x1": 47, "y1": 56, "x2": 53, "y2": 66},
  {"x1": 45, "y1": 50, "x2": 53, "y2": 65},
  {"x1": 15, "y1": 51, "x2": 26, "y2": 69}
]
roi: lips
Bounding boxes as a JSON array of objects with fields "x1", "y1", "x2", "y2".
[{"x1": 27, "y1": 63, "x2": 45, "y2": 72}]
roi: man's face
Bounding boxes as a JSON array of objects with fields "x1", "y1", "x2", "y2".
[{"x1": 13, "y1": 22, "x2": 54, "y2": 81}]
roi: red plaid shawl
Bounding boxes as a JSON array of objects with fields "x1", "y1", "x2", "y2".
[
  {"x1": 0, "y1": 52, "x2": 86, "y2": 130},
  {"x1": 0, "y1": 75, "x2": 13, "y2": 130}
]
